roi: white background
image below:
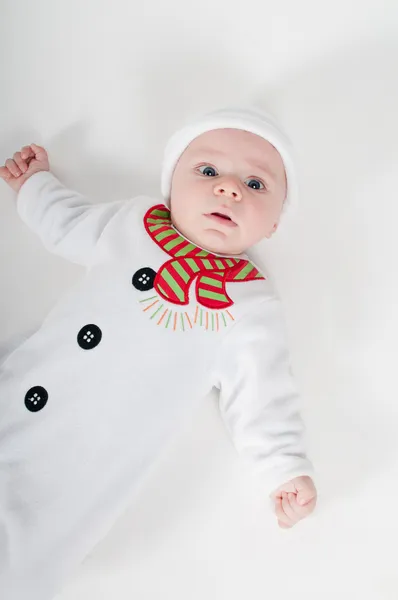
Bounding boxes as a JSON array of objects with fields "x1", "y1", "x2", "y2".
[{"x1": 1, "y1": 1, "x2": 398, "y2": 598}]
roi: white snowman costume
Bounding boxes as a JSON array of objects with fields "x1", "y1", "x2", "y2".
[{"x1": 0, "y1": 108, "x2": 313, "y2": 599}]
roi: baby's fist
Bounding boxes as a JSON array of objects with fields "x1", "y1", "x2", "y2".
[
  {"x1": 271, "y1": 476, "x2": 317, "y2": 529},
  {"x1": 0, "y1": 144, "x2": 49, "y2": 193}
]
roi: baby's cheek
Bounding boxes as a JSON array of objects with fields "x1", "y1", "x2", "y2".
[{"x1": 244, "y1": 205, "x2": 271, "y2": 240}]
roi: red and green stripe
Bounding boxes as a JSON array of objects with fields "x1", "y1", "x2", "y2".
[{"x1": 144, "y1": 205, "x2": 265, "y2": 309}]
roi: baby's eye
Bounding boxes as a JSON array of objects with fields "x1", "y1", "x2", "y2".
[
  {"x1": 245, "y1": 178, "x2": 265, "y2": 190},
  {"x1": 198, "y1": 165, "x2": 219, "y2": 177}
]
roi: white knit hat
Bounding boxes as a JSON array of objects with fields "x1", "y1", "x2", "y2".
[{"x1": 161, "y1": 106, "x2": 299, "y2": 216}]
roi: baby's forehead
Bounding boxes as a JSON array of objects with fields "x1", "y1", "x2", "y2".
[{"x1": 182, "y1": 128, "x2": 285, "y2": 176}]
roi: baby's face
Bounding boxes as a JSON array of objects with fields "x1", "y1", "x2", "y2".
[{"x1": 169, "y1": 128, "x2": 287, "y2": 255}]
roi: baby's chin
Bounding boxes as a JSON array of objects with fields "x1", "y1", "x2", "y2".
[{"x1": 194, "y1": 228, "x2": 246, "y2": 256}]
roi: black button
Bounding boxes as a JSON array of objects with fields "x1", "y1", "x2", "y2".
[
  {"x1": 25, "y1": 386, "x2": 48, "y2": 412},
  {"x1": 77, "y1": 324, "x2": 102, "y2": 350},
  {"x1": 132, "y1": 267, "x2": 156, "y2": 291}
]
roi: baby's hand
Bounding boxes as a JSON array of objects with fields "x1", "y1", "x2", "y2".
[
  {"x1": 0, "y1": 144, "x2": 50, "y2": 194},
  {"x1": 271, "y1": 475, "x2": 317, "y2": 529}
]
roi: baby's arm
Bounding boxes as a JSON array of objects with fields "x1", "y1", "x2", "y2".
[
  {"x1": 0, "y1": 144, "x2": 126, "y2": 266},
  {"x1": 214, "y1": 295, "x2": 317, "y2": 528}
]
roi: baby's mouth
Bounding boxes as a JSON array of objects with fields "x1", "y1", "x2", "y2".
[
  {"x1": 213, "y1": 212, "x2": 232, "y2": 221},
  {"x1": 205, "y1": 212, "x2": 237, "y2": 228}
]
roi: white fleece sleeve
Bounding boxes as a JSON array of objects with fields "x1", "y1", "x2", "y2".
[
  {"x1": 215, "y1": 296, "x2": 314, "y2": 497},
  {"x1": 16, "y1": 171, "x2": 127, "y2": 266}
]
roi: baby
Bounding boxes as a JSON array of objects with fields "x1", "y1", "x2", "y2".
[{"x1": 0, "y1": 107, "x2": 317, "y2": 599}]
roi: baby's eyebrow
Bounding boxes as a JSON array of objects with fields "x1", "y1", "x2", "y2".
[
  {"x1": 191, "y1": 148, "x2": 226, "y2": 159},
  {"x1": 248, "y1": 161, "x2": 277, "y2": 182}
]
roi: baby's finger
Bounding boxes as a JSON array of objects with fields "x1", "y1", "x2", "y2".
[
  {"x1": 282, "y1": 492, "x2": 299, "y2": 524},
  {"x1": 20, "y1": 145, "x2": 35, "y2": 160},
  {"x1": 275, "y1": 497, "x2": 293, "y2": 528},
  {"x1": 295, "y1": 497, "x2": 316, "y2": 520},
  {"x1": 5, "y1": 158, "x2": 21, "y2": 177},
  {"x1": 0, "y1": 166, "x2": 12, "y2": 180},
  {"x1": 287, "y1": 492, "x2": 313, "y2": 523},
  {"x1": 287, "y1": 492, "x2": 303, "y2": 516},
  {"x1": 30, "y1": 143, "x2": 47, "y2": 161},
  {"x1": 13, "y1": 152, "x2": 28, "y2": 173}
]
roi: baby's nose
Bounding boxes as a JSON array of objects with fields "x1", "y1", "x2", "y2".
[{"x1": 213, "y1": 179, "x2": 242, "y2": 201}]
